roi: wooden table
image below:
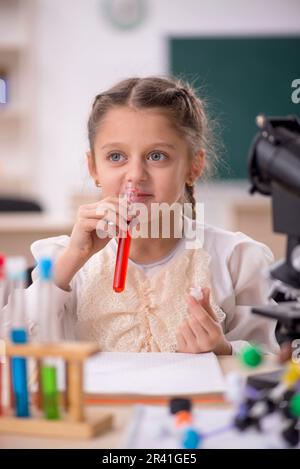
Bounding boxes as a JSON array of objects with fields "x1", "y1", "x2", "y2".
[{"x1": 0, "y1": 355, "x2": 281, "y2": 449}]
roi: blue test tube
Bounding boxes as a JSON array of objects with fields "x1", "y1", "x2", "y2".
[{"x1": 7, "y1": 257, "x2": 30, "y2": 418}]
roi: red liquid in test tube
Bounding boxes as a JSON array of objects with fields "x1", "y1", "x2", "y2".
[{"x1": 113, "y1": 186, "x2": 137, "y2": 293}]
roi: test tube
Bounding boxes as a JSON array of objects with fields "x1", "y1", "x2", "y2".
[
  {"x1": 7, "y1": 256, "x2": 30, "y2": 418},
  {"x1": 113, "y1": 185, "x2": 137, "y2": 293},
  {"x1": 38, "y1": 258, "x2": 60, "y2": 420},
  {"x1": 0, "y1": 254, "x2": 14, "y2": 415},
  {"x1": 0, "y1": 253, "x2": 5, "y2": 415}
]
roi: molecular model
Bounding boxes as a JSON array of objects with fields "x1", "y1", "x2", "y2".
[
  {"x1": 232, "y1": 344, "x2": 300, "y2": 447},
  {"x1": 165, "y1": 345, "x2": 300, "y2": 449}
]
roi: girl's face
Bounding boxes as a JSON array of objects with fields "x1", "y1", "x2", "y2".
[{"x1": 87, "y1": 106, "x2": 204, "y2": 206}]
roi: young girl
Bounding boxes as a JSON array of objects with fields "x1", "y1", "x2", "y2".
[{"x1": 24, "y1": 77, "x2": 279, "y2": 355}]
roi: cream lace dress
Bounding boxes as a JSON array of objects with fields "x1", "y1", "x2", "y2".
[{"x1": 75, "y1": 240, "x2": 225, "y2": 352}]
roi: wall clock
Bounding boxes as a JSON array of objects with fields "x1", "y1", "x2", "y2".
[{"x1": 102, "y1": 0, "x2": 148, "y2": 31}]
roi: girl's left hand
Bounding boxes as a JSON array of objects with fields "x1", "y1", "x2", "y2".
[{"x1": 176, "y1": 287, "x2": 232, "y2": 355}]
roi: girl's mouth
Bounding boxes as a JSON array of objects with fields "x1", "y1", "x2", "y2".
[{"x1": 130, "y1": 193, "x2": 153, "y2": 202}]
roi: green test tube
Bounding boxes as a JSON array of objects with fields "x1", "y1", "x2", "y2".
[
  {"x1": 38, "y1": 257, "x2": 62, "y2": 420},
  {"x1": 41, "y1": 363, "x2": 60, "y2": 420}
]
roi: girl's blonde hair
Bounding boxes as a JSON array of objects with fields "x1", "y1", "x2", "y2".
[{"x1": 88, "y1": 76, "x2": 218, "y2": 218}]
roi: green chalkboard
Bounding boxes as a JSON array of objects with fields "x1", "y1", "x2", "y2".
[{"x1": 170, "y1": 37, "x2": 300, "y2": 179}]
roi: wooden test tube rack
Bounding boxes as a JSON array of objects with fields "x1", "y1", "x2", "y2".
[{"x1": 0, "y1": 342, "x2": 113, "y2": 439}]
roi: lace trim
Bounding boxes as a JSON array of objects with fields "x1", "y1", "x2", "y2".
[{"x1": 76, "y1": 242, "x2": 225, "y2": 352}]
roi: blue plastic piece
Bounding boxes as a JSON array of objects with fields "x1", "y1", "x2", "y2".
[
  {"x1": 38, "y1": 258, "x2": 53, "y2": 281},
  {"x1": 182, "y1": 427, "x2": 202, "y2": 449}
]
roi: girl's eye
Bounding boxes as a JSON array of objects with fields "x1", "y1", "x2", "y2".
[
  {"x1": 108, "y1": 153, "x2": 125, "y2": 162},
  {"x1": 148, "y1": 152, "x2": 167, "y2": 162}
]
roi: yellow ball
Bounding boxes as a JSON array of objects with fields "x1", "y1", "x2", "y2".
[{"x1": 283, "y1": 361, "x2": 300, "y2": 387}]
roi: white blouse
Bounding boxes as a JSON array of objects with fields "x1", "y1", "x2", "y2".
[{"x1": 16, "y1": 220, "x2": 279, "y2": 355}]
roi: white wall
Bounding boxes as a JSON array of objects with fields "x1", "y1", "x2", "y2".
[{"x1": 31, "y1": 0, "x2": 300, "y2": 215}]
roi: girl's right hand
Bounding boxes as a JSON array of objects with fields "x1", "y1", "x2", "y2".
[
  {"x1": 54, "y1": 196, "x2": 131, "y2": 290},
  {"x1": 69, "y1": 196, "x2": 131, "y2": 260}
]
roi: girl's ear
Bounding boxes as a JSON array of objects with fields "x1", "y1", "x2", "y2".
[
  {"x1": 187, "y1": 149, "x2": 206, "y2": 183},
  {"x1": 196, "y1": 149, "x2": 206, "y2": 177},
  {"x1": 86, "y1": 151, "x2": 98, "y2": 181}
]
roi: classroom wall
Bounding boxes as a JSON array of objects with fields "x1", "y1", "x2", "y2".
[{"x1": 31, "y1": 0, "x2": 300, "y2": 215}]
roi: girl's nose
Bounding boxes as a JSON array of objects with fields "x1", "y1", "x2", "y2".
[{"x1": 126, "y1": 160, "x2": 147, "y2": 185}]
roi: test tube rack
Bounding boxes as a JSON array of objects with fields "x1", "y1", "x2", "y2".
[{"x1": 0, "y1": 341, "x2": 113, "y2": 439}]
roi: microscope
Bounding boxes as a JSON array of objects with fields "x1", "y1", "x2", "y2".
[
  {"x1": 248, "y1": 115, "x2": 300, "y2": 344},
  {"x1": 247, "y1": 114, "x2": 300, "y2": 387},
  {"x1": 230, "y1": 116, "x2": 300, "y2": 446}
]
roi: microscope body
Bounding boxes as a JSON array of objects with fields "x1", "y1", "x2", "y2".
[{"x1": 248, "y1": 116, "x2": 300, "y2": 345}]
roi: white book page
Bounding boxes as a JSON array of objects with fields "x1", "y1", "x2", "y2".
[{"x1": 84, "y1": 352, "x2": 225, "y2": 396}]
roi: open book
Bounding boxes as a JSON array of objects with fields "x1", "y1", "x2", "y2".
[{"x1": 83, "y1": 352, "x2": 225, "y2": 401}]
